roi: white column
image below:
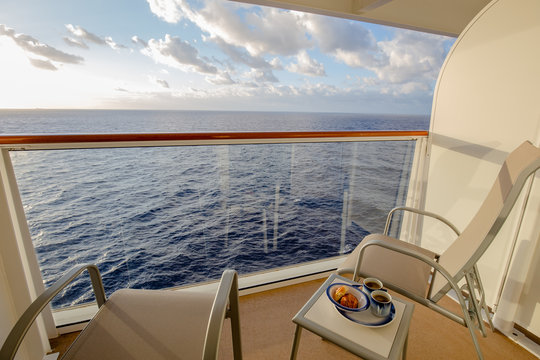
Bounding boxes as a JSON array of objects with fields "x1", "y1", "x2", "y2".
[{"x1": 0, "y1": 149, "x2": 53, "y2": 359}]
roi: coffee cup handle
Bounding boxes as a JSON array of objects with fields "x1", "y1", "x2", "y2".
[{"x1": 361, "y1": 285, "x2": 375, "y2": 297}]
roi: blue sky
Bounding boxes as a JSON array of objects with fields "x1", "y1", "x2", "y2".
[{"x1": 0, "y1": 0, "x2": 454, "y2": 114}]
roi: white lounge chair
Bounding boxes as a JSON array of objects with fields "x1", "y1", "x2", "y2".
[
  {"x1": 337, "y1": 140, "x2": 540, "y2": 359},
  {"x1": 1, "y1": 265, "x2": 242, "y2": 360}
]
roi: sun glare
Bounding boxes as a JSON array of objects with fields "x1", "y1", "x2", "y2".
[{"x1": 0, "y1": 37, "x2": 118, "y2": 109}]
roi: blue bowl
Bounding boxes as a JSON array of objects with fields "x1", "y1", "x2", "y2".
[{"x1": 326, "y1": 283, "x2": 369, "y2": 312}]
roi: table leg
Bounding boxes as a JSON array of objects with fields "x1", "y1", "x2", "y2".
[
  {"x1": 402, "y1": 332, "x2": 408, "y2": 360},
  {"x1": 290, "y1": 325, "x2": 303, "y2": 360}
]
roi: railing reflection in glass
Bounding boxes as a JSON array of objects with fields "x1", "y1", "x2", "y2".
[{"x1": 11, "y1": 140, "x2": 416, "y2": 308}]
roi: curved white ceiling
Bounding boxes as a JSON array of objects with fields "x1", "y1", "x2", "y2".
[{"x1": 231, "y1": 0, "x2": 491, "y2": 37}]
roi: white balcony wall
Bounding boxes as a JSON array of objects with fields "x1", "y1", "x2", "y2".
[{"x1": 421, "y1": 0, "x2": 540, "y2": 337}]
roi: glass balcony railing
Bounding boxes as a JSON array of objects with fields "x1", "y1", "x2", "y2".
[{"x1": 0, "y1": 131, "x2": 427, "y2": 310}]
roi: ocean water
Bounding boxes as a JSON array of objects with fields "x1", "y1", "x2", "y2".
[{"x1": 0, "y1": 110, "x2": 429, "y2": 308}]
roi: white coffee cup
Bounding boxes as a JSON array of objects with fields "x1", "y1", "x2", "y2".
[{"x1": 363, "y1": 277, "x2": 383, "y2": 294}]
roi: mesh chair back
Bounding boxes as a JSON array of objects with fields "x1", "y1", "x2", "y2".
[{"x1": 430, "y1": 141, "x2": 540, "y2": 301}]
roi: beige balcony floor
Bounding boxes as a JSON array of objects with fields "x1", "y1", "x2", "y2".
[{"x1": 51, "y1": 277, "x2": 537, "y2": 360}]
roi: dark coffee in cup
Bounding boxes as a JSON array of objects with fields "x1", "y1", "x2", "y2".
[
  {"x1": 373, "y1": 294, "x2": 389, "y2": 302},
  {"x1": 363, "y1": 277, "x2": 383, "y2": 295},
  {"x1": 365, "y1": 281, "x2": 381, "y2": 290}
]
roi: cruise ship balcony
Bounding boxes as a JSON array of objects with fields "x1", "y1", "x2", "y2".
[
  {"x1": 3, "y1": 0, "x2": 540, "y2": 358},
  {"x1": 0, "y1": 0, "x2": 540, "y2": 360},
  {"x1": 1, "y1": 131, "x2": 539, "y2": 359}
]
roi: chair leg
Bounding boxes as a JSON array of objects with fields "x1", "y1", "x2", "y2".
[
  {"x1": 473, "y1": 265, "x2": 495, "y2": 332},
  {"x1": 465, "y1": 272, "x2": 487, "y2": 337},
  {"x1": 455, "y1": 288, "x2": 485, "y2": 360}
]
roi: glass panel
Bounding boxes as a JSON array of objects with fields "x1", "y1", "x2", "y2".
[{"x1": 11, "y1": 140, "x2": 415, "y2": 308}]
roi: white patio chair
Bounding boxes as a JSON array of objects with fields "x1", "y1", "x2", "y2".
[
  {"x1": 1, "y1": 265, "x2": 242, "y2": 360},
  {"x1": 337, "y1": 140, "x2": 540, "y2": 359}
]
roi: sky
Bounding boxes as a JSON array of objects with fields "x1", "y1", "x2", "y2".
[{"x1": 0, "y1": 0, "x2": 454, "y2": 114}]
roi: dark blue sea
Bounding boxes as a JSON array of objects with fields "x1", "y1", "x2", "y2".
[{"x1": 0, "y1": 109, "x2": 429, "y2": 308}]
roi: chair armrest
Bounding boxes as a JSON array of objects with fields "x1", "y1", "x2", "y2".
[
  {"x1": 384, "y1": 206, "x2": 461, "y2": 237},
  {"x1": 203, "y1": 269, "x2": 241, "y2": 360},
  {"x1": 0, "y1": 264, "x2": 106, "y2": 360}
]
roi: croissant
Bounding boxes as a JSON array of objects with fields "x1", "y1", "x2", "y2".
[
  {"x1": 339, "y1": 293, "x2": 359, "y2": 308},
  {"x1": 333, "y1": 285, "x2": 348, "y2": 302}
]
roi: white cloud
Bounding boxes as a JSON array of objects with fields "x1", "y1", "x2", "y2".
[
  {"x1": 63, "y1": 37, "x2": 89, "y2": 49},
  {"x1": 199, "y1": 2, "x2": 310, "y2": 56},
  {"x1": 142, "y1": 1, "x2": 446, "y2": 96},
  {"x1": 149, "y1": 76, "x2": 170, "y2": 88},
  {"x1": 142, "y1": 34, "x2": 217, "y2": 74},
  {"x1": 0, "y1": 24, "x2": 84, "y2": 67},
  {"x1": 145, "y1": 0, "x2": 310, "y2": 57},
  {"x1": 269, "y1": 57, "x2": 283, "y2": 70},
  {"x1": 66, "y1": 24, "x2": 106, "y2": 45},
  {"x1": 245, "y1": 69, "x2": 278, "y2": 83},
  {"x1": 212, "y1": 37, "x2": 274, "y2": 70},
  {"x1": 375, "y1": 30, "x2": 447, "y2": 85},
  {"x1": 66, "y1": 24, "x2": 126, "y2": 50},
  {"x1": 146, "y1": 0, "x2": 185, "y2": 23},
  {"x1": 105, "y1": 36, "x2": 127, "y2": 50},
  {"x1": 299, "y1": 82, "x2": 338, "y2": 97},
  {"x1": 98, "y1": 73, "x2": 433, "y2": 113},
  {"x1": 286, "y1": 50, "x2": 326, "y2": 77},
  {"x1": 303, "y1": 15, "x2": 383, "y2": 68},
  {"x1": 143, "y1": 1, "x2": 451, "y2": 96},
  {"x1": 359, "y1": 30, "x2": 450, "y2": 95},
  {"x1": 142, "y1": 0, "x2": 320, "y2": 88},
  {"x1": 301, "y1": 14, "x2": 450, "y2": 95},
  {"x1": 28, "y1": 58, "x2": 58, "y2": 71},
  {"x1": 157, "y1": 79, "x2": 169, "y2": 88},
  {"x1": 0, "y1": 24, "x2": 15, "y2": 37},
  {"x1": 206, "y1": 72, "x2": 236, "y2": 85},
  {"x1": 132, "y1": 36, "x2": 148, "y2": 48}
]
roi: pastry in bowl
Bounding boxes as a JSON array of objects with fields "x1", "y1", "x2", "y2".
[
  {"x1": 326, "y1": 283, "x2": 369, "y2": 313},
  {"x1": 340, "y1": 293, "x2": 359, "y2": 308}
]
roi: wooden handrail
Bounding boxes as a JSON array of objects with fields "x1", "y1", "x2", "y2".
[{"x1": 0, "y1": 131, "x2": 428, "y2": 147}]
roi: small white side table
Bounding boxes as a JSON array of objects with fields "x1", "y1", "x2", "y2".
[{"x1": 290, "y1": 274, "x2": 414, "y2": 360}]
